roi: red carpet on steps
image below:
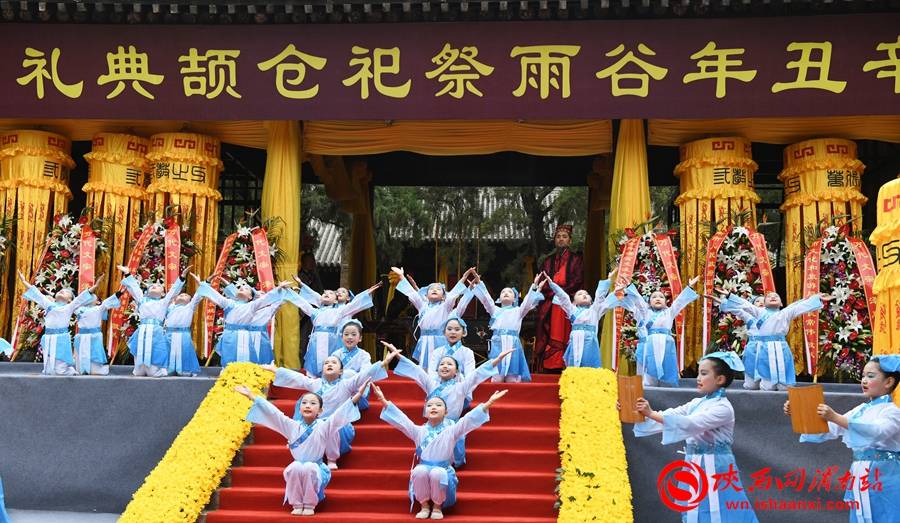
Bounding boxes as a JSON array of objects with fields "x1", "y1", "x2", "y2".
[{"x1": 204, "y1": 372, "x2": 560, "y2": 522}]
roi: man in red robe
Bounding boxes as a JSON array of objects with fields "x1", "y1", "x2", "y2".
[{"x1": 534, "y1": 224, "x2": 583, "y2": 373}]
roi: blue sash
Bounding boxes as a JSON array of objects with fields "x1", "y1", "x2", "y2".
[
  {"x1": 77, "y1": 327, "x2": 101, "y2": 335},
  {"x1": 313, "y1": 325, "x2": 337, "y2": 334},
  {"x1": 339, "y1": 348, "x2": 359, "y2": 368},
  {"x1": 45, "y1": 327, "x2": 70, "y2": 335},
  {"x1": 288, "y1": 419, "x2": 320, "y2": 450}
]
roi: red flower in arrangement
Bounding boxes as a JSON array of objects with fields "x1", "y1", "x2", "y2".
[
  {"x1": 78, "y1": 215, "x2": 89, "y2": 225},
  {"x1": 624, "y1": 228, "x2": 635, "y2": 238},
  {"x1": 59, "y1": 250, "x2": 71, "y2": 259},
  {"x1": 163, "y1": 216, "x2": 177, "y2": 229}
]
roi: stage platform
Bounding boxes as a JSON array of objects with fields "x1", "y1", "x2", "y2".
[{"x1": 0, "y1": 362, "x2": 865, "y2": 522}]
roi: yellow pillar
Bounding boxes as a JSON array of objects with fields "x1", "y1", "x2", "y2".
[
  {"x1": 870, "y1": 176, "x2": 900, "y2": 359},
  {"x1": 674, "y1": 137, "x2": 759, "y2": 369},
  {"x1": 600, "y1": 120, "x2": 650, "y2": 371},
  {"x1": 780, "y1": 139, "x2": 866, "y2": 374},
  {"x1": 261, "y1": 121, "x2": 302, "y2": 369},
  {"x1": 584, "y1": 158, "x2": 612, "y2": 293},
  {"x1": 0, "y1": 130, "x2": 73, "y2": 338},
  {"x1": 83, "y1": 133, "x2": 151, "y2": 298}
]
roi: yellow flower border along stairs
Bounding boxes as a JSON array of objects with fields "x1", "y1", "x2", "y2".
[
  {"x1": 557, "y1": 368, "x2": 634, "y2": 522},
  {"x1": 119, "y1": 363, "x2": 273, "y2": 523}
]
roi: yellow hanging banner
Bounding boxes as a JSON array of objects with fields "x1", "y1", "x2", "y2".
[
  {"x1": 674, "y1": 137, "x2": 759, "y2": 369},
  {"x1": 146, "y1": 133, "x2": 223, "y2": 280},
  {"x1": 870, "y1": 177, "x2": 900, "y2": 358},
  {"x1": 780, "y1": 138, "x2": 867, "y2": 375},
  {"x1": 0, "y1": 130, "x2": 74, "y2": 338},
  {"x1": 83, "y1": 133, "x2": 151, "y2": 299}
]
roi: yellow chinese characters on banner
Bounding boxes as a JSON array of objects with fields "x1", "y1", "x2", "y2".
[
  {"x1": 83, "y1": 133, "x2": 151, "y2": 298},
  {"x1": 0, "y1": 130, "x2": 73, "y2": 337},
  {"x1": 780, "y1": 138, "x2": 867, "y2": 375},
  {"x1": 675, "y1": 137, "x2": 759, "y2": 369},
  {"x1": 870, "y1": 177, "x2": 900, "y2": 368}
]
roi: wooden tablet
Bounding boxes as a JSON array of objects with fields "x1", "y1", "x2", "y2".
[
  {"x1": 618, "y1": 374, "x2": 645, "y2": 424},
  {"x1": 788, "y1": 384, "x2": 829, "y2": 434}
]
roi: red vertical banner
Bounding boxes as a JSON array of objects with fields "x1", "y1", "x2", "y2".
[
  {"x1": 749, "y1": 231, "x2": 776, "y2": 293},
  {"x1": 204, "y1": 232, "x2": 237, "y2": 358},
  {"x1": 164, "y1": 224, "x2": 181, "y2": 289},
  {"x1": 702, "y1": 229, "x2": 729, "y2": 349},
  {"x1": 613, "y1": 236, "x2": 640, "y2": 371},
  {"x1": 654, "y1": 234, "x2": 684, "y2": 370},
  {"x1": 848, "y1": 238, "x2": 877, "y2": 322},
  {"x1": 78, "y1": 225, "x2": 97, "y2": 294},
  {"x1": 802, "y1": 240, "x2": 823, "y2": 376},
  {"x1": 251, "y1": 228, "x2": 275, "y2": 292}
]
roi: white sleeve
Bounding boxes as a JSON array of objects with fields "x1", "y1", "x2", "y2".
[
  {"x1": 473, "y1": 282, "x2": 497, "y2": 316},
  {"x1": 380, "y1": 401, "x2": 421, "y2": 442},
  {"x1": 396, "y1": 277, "x2": 426, "y2": 311},
  {"x1": 273, "y1": 367, "x2": 319, "y2": 391},
  {"x1": 246, "y1": 396, "x2": 299, "y2": 440},
  {"x1": 518, "y1": 288, "x2": 544, "y2": 319},
  {"x1": 119, "y1": 275, "x2": 144, "y2": 302},
  {"x1": 548, "y1": 280, "x2": 576, "y2": 317}
]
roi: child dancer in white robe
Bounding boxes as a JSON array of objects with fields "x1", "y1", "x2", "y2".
[
  {"x1": 288, "y1": 279, "x2": 380, "y2": 377},
  {"x1": 329, "y1": 319, "x2": 373, "y2": 409},
  {"x1": 264, "y1": 345, "x2": 400, "y2": 469},
  {"x1": 73, "y1": 289, "x2": 121, "y2": 375},
  {"x1": 630, "y1": 351, "x2": 759, "y2": 523},
  {"x1": 222, "y1": 282, "x2": 279, "y2": 365},
  {"x1": 195, "y1": 276, "x2": 291, "y2": 366},
  {"x1": 164, "y1": 291, "x2": 204, "y2": 376},
  {"x1": 427, "y1": 316, "x2": 476, "y2": 379},
  {"x1": 19, "y1": 271, "x2": 100, "y2": 376},
  {"x1": 785, "y1": 355, "x2": 900, "y2": 523},
  {"x1": 373, "y1": 383, "x2": 507, "y2": 520},
  {"x1": 117, "y1": 265, "x2": 190, "y2": 377},
  {"x1": 387, "y1": 340, "x2": 512, "y2": 465},
  {"x1": 297, "y1": 283, "x2": 357, "y2": 308},
  {"x1": 471, "y1": 272, "x2": 545, "y2": 383},
  {"x1": 235, "y1": 380, "x2": 370, "y2": 516},
  {"x1": 545, "y1": 269, "x2": 623, "y2": 368},
  {"x1": 618, "y1": 277, "x2": 701, "y2": 387},
  {"x1": 390, "y1": 266, "x2": 475, "y2": 372},
  {"x1": 715, "y1": 292, "x2": 765, "y2": 390},
  {"x1": 739, "y1": 291, "x2": 828, "y2": 391}
]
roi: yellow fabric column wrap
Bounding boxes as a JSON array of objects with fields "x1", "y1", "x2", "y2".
[
  {"x1": 83, "y1": 133, "x2": 151, "y2": 298},
  {"x1": 674, "y1": 137, "x2": 759, "y2": 369},
  {"x1": 870, "y1": 177, "x2": 900, "y2": 361},
  {"x1": 146, "y1": 132, "x2": 223, "y2": 352},
  {"x1": 601, "y1": 120, "x2": 650, "y2": 371},
  {"x1": 0, "y1": 130, "x2": 73, "y2": 337},
  {"x1": 780, "y1": 139, "x2": 867, "y2": 374},
  {"x1": 261, "y1": 121, "x2": 302, "y2": 369}
]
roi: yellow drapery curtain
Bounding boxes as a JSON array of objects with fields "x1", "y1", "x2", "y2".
[
  {"x1": 0, "y1": 130, "x2": 73, "y2": 338},
  {"x1": 870, "y1": 176, "x2": 900, "y2": 358},
  {"x1": 261, "y1": 121, "x2": 302, "y2": 369},
  {"x1": 304, "y1": 120, "x2": 613, "y2": 156},
  {"x1": 600, "y1": 120, "x2": 651, "y2": 371},
  {"x1": 648, "y1": 116, "x2": 900, "y2": 146},
  {"x1": 0, "y1": 119, "x2": 269, "y2": 150},
  {"x1": 83, "y1": 133, "x2": 151, "y2": 298},
  {"x1": 675, "y1": 137, "x2": 759, "y2": 368},
  {"x1": 780, "y1": 138, "x2": 867, "y2": 374}
]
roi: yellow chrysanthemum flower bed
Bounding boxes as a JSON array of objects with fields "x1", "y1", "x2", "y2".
[
  {"x1": 119, "y1": 363, "x2": 273, "y2": 523},
  {"x1": 558, "y1": 367, "x2": 634, "y2": 522}
]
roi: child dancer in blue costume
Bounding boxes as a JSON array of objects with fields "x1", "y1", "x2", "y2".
[
  {"x1": 19, "y1": 271, "x2": 101, "y2": 376},
  {"x1": 73, "y1": 285, "x2": 121, "y2": 375},
  {"x1": 427, "y1": 316, "x2": 476, "y2": 378},
  {"x1": 785, "y1": 355, "x2": 900, "y2": 523},
  {"x1": 471, "y1": 272, "x2": 545, "y2": 383},
  {"x1": 329, "y1": 319, "x2": 373, "y2": 410},
  {"x1": 714, "y1": 292, "x2": 765, "y2": 390},
  {"x1": 545, "y1": 268, "x2": 624, "y2": 368},
  {"x1": 163, "y1": 277, "x2": 207, "y2": 376},
  {"x1": 373, "y1": 382, "x2": 507, "y2": 520},
  {"x1": 390, "y1": 266, "x2": 476, "y2": 372},
  {"x1": 289, "y1": 278, "x2": 381, "y2": 377},
  {"x1": 618, "y1": 276, "x2": 701, "y2": 387},
  {"x1": 235, "y1": 379, "x2": 371, "y2": 516},
  {"x1": 116, "y1": 264, "x2": 190, "y2": 377},
  {"x1": 736, "y1": 291, "x2": 828, "y2": 391},
  {"x1": 221, "y1": 281, "x2": 280, "y2": 365},
  {"x1": 264, "y1": 344, "x2": 400, "y2": 469},
  {"x1": 630, "y1": 351, "x2": 759, "y2": 523},
  {"x1": 386, "y1": 340, "x2": 512, "y2": 466},
  {"x1": 195, "y1": 277, "x2": 291, "y2": 366}
]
